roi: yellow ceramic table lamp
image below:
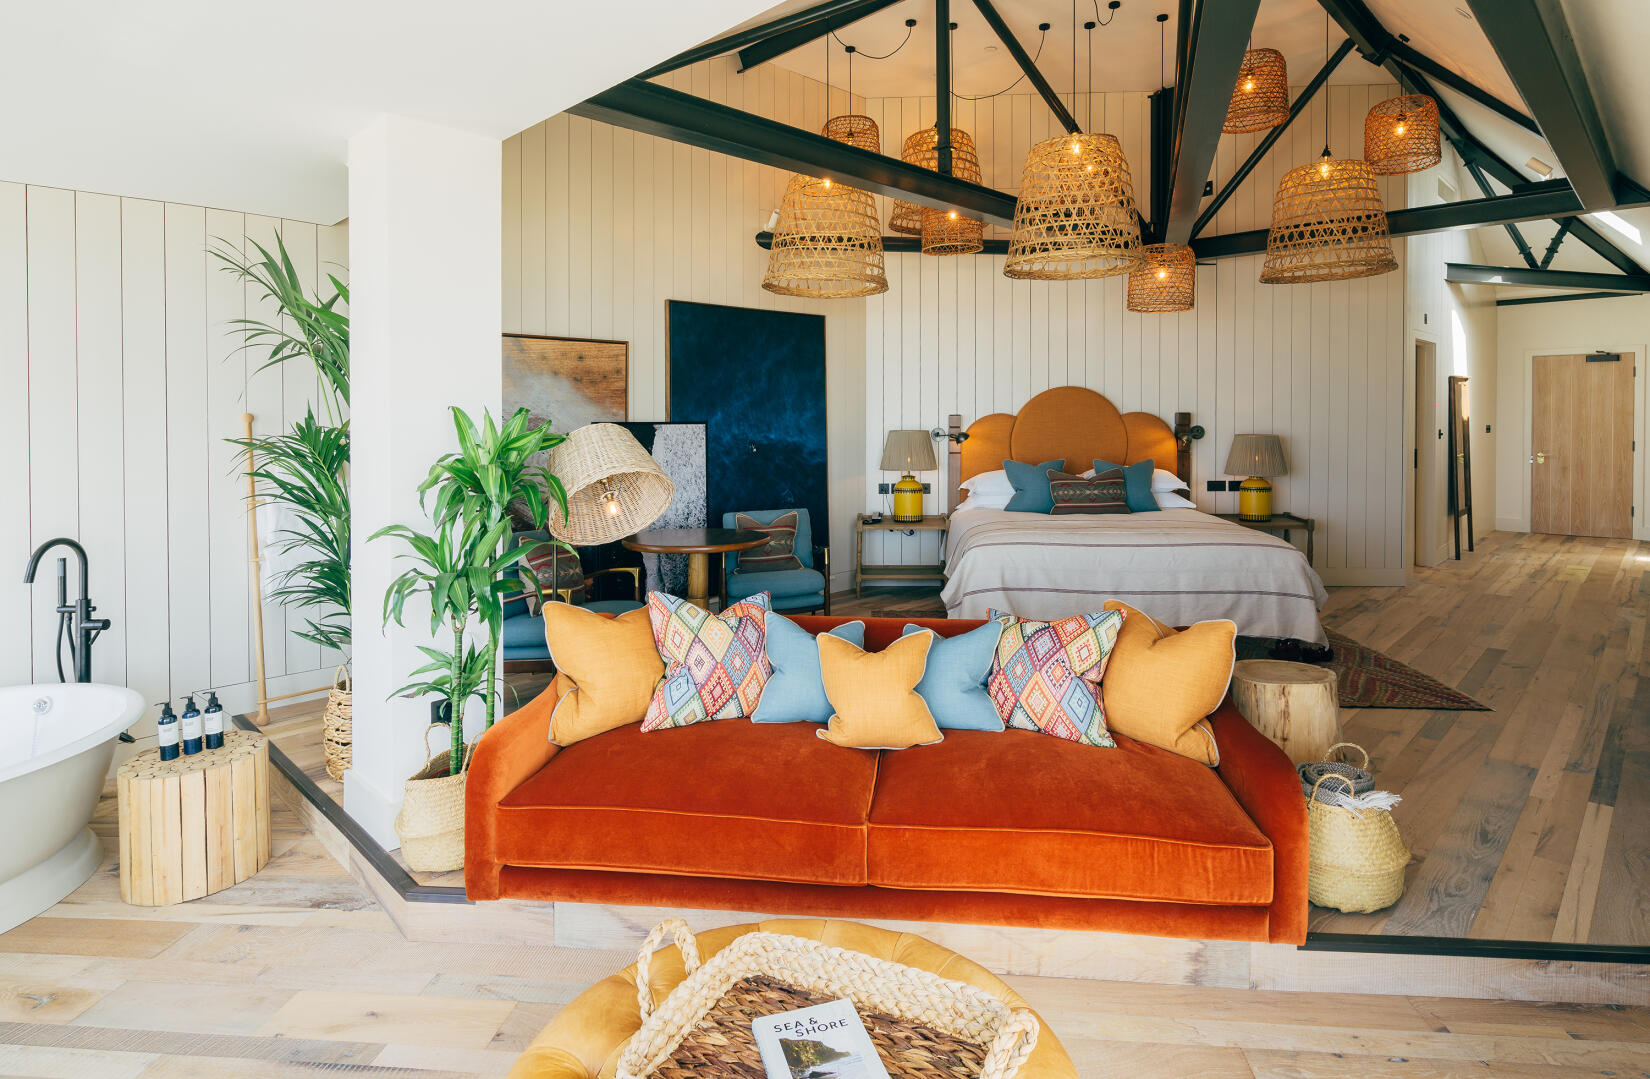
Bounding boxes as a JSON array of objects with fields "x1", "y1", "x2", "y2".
[
  {"x1": 1225, "y1": 433, "x2": 1287, "y2": 522},
  {"x1": 881, "y1": 430, "x2": 937, "y2": 523}
]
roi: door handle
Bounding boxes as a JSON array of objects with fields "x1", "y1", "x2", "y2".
[{"x1": 1531, "y1": 451, "x2": 1551, "y2": 464}]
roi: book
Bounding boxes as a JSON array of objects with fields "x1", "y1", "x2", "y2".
[{"x1": 751, "y1": 997, "x2": 892, "y2": 1079}]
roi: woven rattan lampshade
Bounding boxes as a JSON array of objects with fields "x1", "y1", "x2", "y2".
[
  {"x1": 1127, "y1": 243, "x2": 1196, "y2": 312},
  {"x1": 762, "y1": 119, "x2": 889, "y2": 299},
  {"x1": 821, "y1": 113, "x2": 881, "y2": 153},
  {"x1": 546, "y1": 423, "x2": 674, "y2": 545},
  {"x1": 1004, "y1": 133, "x2": 1143, "y2": 280},
  {"x1": 1259, "y1": 156, "x2": 1399, "y2": 284},
  {"x1": 887, "y1": 128, "x2": 933, "y2": 235},
  {"x1": 883, "y1": 127, "x2": 986, "y2": 255},
  {"x1": 1224, "y1": 48, "x2": 1289, "y2": 133},
  {"x1": 1363, "y1": 94, "x2": 1441, "y2": 175}
]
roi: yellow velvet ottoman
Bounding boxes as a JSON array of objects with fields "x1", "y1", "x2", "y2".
[{"x1": 508, "y1": 918, "x2": 1077, "y2": 1079}]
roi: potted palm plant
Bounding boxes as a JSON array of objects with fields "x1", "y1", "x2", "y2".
[{"x1": 374, "y1": 407, "x2": 565, "y2": 871}]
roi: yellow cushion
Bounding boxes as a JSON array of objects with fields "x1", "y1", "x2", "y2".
[
  {"x1": 543, "y1": 605, "x2": 663, "y2": 746},
  {"x1": 816, "y1": 631, "x2": 942, "y2": 750},
  {"x1": 1099, "y1": 601, "x2": 1235, "y2": 766}
]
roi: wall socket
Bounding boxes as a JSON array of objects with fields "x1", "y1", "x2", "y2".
[{"x1": 1206, "y1": 479, "x2": 1237, "y2": 492}]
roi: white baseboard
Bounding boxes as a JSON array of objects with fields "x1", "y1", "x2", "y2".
[
  {"x1": 343, "y1": 768, "x2": 403, "y2": 852},
  {"x1": 1496, "y1": 516, "x2": 1527, "y2": 533}
]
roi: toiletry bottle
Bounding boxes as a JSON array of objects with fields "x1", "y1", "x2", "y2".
[
  {"x1": 202, "y1": 691, "x2": 224, "y2": 750},
  {"x1": 157, "y1": 702, "x2": 180, "y2": 762},
  {"x1": 179, "y1": 694, "x2": 203, "y2": 756}
]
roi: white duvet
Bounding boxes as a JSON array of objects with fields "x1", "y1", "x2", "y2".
[{"x1": 941, "y1": 507, "x2": 1329, "y2": 642}]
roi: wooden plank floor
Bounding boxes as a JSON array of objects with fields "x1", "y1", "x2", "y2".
[
  {"x1": 5, "y1": 788, "x2": 1650, "y2": 1076},
  {"x1": 261, "y1": 530, "x2": 1650, "y2": 945}
]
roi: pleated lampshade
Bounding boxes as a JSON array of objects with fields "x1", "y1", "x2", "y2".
[
  {"x1": 761, "y1": 118, "x2": 889, "y2": 299},
  {"x1": 1259, "y1": 156, "x2": 1399, "y2": 284},
  {"x1": 1004, "y1": 133, "x2": 1143, "y2": 280},
  {"x1": 547, "y1": 423, "x2": 674, "y2": 545},
  {"x1": 1363, "y1": 94, "x2": 1441, "y2": 175},
  {"x1": 1127, "y1": 243, "x2": 1196, "y2": 312},
  {"x1": 1224, "y1": 48, "x2": 1289, "y2": 133}
]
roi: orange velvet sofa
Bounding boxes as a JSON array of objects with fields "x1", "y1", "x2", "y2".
[{"x1": 466, "y1": 616, "x2": 1309, "y2": 946}]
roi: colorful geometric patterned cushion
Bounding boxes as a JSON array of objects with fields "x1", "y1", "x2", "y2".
[
  {"x1": 1047, "y1": 468, "x2": 1131, "y2": 515},
  {"x1": 986, "y1": 609, "x2": 1126, "y2": 747},
  {"x1": 733, "y1": 511, "x2": 804, "y2": 572},
  {"x1": 641, "y1": 591, "x2": 773, "y2": 731},
  {"x1": 1090, "y1": 458, "x2": 1160, "y2": 512},
  {"x1": 518, "y1": 538, "x2": 585, "y2": 613}
]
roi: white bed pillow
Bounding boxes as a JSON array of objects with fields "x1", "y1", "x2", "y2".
[
  {"x1": 958, "y1": 489, "x2": 1012, "y2": 511},
  {"x1": 1152, "y1": 468, "x2": 1188, "y2": 493},
  {"x1": 1155, "y1": 489, "x2": 1198, "y2": 509},
  {"x1": 961, "y1": 469, "x2": 1015, "y2": 499}
]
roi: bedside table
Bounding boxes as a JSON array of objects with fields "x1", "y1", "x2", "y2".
[
  {"x1": 1214, "y1": 512, "x2": 1315, "y2": 564},
  {"x1": 853, "y1": 514, "x2": 949, "y2": 597}
]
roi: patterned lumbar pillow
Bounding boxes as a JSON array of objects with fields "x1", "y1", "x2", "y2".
[
  {"x1": 901, "y1": 620, "x2": 1006, "y2": 731},
  {"x1": 752, "y1": 614, "x2": 867, "y2": 724},
  {"x1": 986, "y1": 609, "x2": 1126, "y2": 746},
  {"x1": 518, "y1": 538, "x2": 585, "y2": 612},
  {"x1": 1090, "y1": 458, "x2": 1160, "y2": 512},
  {"x1": 733, "y1": 511, "x2": 804, "y2": 572},
  {"x1": 641, "y1": 591, "x2": 773, "y2": 730},
  {"x1": 1046, "y1": 467, "x2": 1131, "y2": 515}
]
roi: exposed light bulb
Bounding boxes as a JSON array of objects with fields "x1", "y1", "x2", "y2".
[
  {"x1": 1320, "y1": 160, "x2": 1330, "y2": 177},
  {"x1": 1069, "y1": 141, "x2": 1081, "y2": 155},
  {"x1": 604, "y1": 493, "x2": 621, "y2": 516},
  {"x1": 948, "y1": 210, "x2": 958, "y2": 220},
  {"x1": 1156, "y1": 268, "x2": 1168, "y2": 280},
  {"x1": 821, "y1": 177, "x2": 832, "y2": 188},
  {"x1": 1243, "y1": 78, "x2": 1255, "y2": 92},
  {"x1": 1395, "y1": 122, "x2": 1407, "y2": 136}
]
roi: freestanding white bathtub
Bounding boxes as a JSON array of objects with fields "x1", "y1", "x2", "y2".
[{"x1": 0, "y1": 683, "x2": 143, "y2": 933}]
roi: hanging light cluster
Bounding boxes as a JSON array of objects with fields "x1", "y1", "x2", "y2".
[
  {"x1": 1363, "y1": 93, "x2": 1441, "y2": 175},
  {"x1": 1223, "y1": 48, "x2": 1289, "y2": 133},
  {"x1": 887, "y1": 126, "x2": 986, "y2": 255}
]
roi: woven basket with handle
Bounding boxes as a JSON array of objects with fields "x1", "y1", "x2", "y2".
[
  {"x1": 1307, "y1": 772, "x2": 1411, "y2": 913},
  {"x1": 617, "y1": 920, "x2": 1039, "y2": 1079},
  {"x1": 322, "y1": 664, "x2": 352, "y2": 782},
  {"x1": 394, "y1": 723, "x2": 469, "y2": 873}
]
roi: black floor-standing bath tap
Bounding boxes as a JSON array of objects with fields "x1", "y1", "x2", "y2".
[{"x1": 23, "y1": 537, "x2": 111, "y2": 685}]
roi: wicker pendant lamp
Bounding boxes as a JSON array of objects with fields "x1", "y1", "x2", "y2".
[
  {"x1": 821, "y1": 113, "x2": 881, "y2": 153},
  {"x1": 547, "y1": 423, "x2": 674, "y2": 545},
  {"x1": 1127, "y1": 243, "x2": 1196, "y2": 312},
  {"x1": 920, "y1": 129, "x2": 985, "y2": 255},
  {"x1": 1004, "y1": 132, "x2": 1142, "y2": 280},
  {"x1": 888, "y1": 128, "x2": 930, "y2": 236},
  {"x1": 1224, "y1": 48, "x2": 1289, "y2": 133},
  {"x1": 1363, "y1": 94, "x2": 1441, "y2": 175},
  {"x1": 1259, "y1": 152, "x2": 1398, "y2": 284}
]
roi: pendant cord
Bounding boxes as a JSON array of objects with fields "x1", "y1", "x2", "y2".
[
  {"x1": 1322, "y1": 13, "x2": 1331, "y2": 157},
  {"x1": 831, "y1": 25, "x2": 914, "y2": 62}
]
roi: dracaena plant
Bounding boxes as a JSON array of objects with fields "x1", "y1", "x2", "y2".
[{"x1": 374, "y1": 407, "x2": 567, "y2": 774}]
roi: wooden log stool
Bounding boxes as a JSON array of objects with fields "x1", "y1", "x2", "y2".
[
  {"x1": 117, "y1": 729, "x2": 271, "y2": 906},
  {"x1": 1232, "y1": 659, "x2": 1341, "y2": 765}
]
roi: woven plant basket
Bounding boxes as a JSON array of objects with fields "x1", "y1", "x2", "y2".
[
  {"x1": 322, "y1": 665, "x2": 352, "y2": 782},
  {"x1": 1003, "y1": 133, "x2": 1142, "y2": 280},
  {"x1": 1307, "y1": 773, "x2": 1411, "y2": 913},
  {"x1": 1259, "y1": 156, "x2": 1399, "y2": 284},
  {"x1": 394, "y1": 724, "x2": 469, "y2": 873},
  {"x1": 616, "y1": 920, "x2": 1039, "y2": 1079},
  {"x1": 1299, "y1": 741, "x2": 1375, "y2": 800}
]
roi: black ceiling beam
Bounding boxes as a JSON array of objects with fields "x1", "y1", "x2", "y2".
[
  {"x1": 1190, "y1": 179, "x2": 1635, "y2": 259},
  {"x1": 1462, "y1": 159, "x2": 1538, "y2": 269},
  {"x1": 638, "y1": 0, "x2": 895, "y2": 80},
  {"x1": 1163, "y1": 0, "x2": 1263, "y2": 245},
  {"x1": 1539, "y1": 218, "x2": 1572, "y2": 270},
  {"x1": 936, "y1": 0, "x2": 953, "y2": 174},
  {"x1": 571, "y1": 79, "x2": 1018, "y2": 225},
  {"x1": 733, "y1": 0, "x2": 906, "y2": 73},
  {"x1": 971, "y1": 0, "x2": 1080, "y2": 134},
  {"x1": 1465, "y1": 0, "x2": 1617, "y2": 210},
  {"x1": 1189, "y1": 37, "x2": 1355, "y2": 239},
  {"x1": 1445, "y1": 263, "x2": 1650, "y2": 293},
  {"x1": 757, "y1": 230, "x2": 1011, "y2": 255},
  {"x1": 1386, "y1": 40, "x2": 1540, "y2": 137},
  {"x1": 1496, "y1": 290, "x2": 1633, "y2": 307}
]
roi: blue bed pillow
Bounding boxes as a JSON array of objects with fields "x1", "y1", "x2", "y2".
[
  {"x1": 1091, "y1": 458, "x2": 1159, "y2": 512},
  {"x1": 1002, "y1": 459, "x2": 1066, "y2": 513},
  {"x1": 901, "y1": 620, "x2": 1006, "y2": 731},
  {"x1": 751, "y1": 614, "x2": 866, "y2": 723}
]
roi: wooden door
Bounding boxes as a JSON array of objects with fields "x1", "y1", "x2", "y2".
[{"x1": 1531, "y1": 353, "x2": 1634, "y2": 538}]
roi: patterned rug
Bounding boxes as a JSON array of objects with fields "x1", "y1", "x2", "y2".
[{"x1": 1236, "y1": 630, "x2": 1490, "y2": 711}]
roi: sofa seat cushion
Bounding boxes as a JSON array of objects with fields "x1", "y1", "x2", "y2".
[
  {"x1": 866, "y1": 730, "x2": 1274, "y2": 905},
  {"x1": 727, "y1": 567, "x2": 826, "y2": 601},
  {"x1": 497, "y1": 720, "x2": 878, "y2": 886},
  {"x1": 501, "y1": 612, "x2": 547, "y2": 649}
]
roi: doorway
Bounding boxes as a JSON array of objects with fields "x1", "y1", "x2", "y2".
[
  {"x1": 1530, "y1": 353, "x2": 1635, "y2": 539},
  {"x1": 1413, "y1": 340, "x2": 1441, "y2": 567}
]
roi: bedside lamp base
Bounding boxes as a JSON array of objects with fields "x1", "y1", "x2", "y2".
[
  {"x1": 892, "y1": 474, "x2": 924, "y2": 523},
  {"x1": 1238, "y1": 477, "x2": 1273, "y2": 522}
]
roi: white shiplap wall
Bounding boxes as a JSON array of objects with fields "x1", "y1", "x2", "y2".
[
  {"x1": 502, "y1": 58, "x2": 868, "y2": 586},
  {"x1": 0, "y1": 182, "x2": 347, "y2": 732},
  {"x1": 861, "y1": 84, "x2": 1409, "y2": 585}
]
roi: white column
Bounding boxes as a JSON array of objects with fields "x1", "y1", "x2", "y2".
[{"x1": 345, "y1": 115, "x2": 501, "y2": 848}]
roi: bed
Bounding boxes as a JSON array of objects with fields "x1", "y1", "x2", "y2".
[{"x1": 941, "y1": 387, "x2": 1328, "y2": 642}]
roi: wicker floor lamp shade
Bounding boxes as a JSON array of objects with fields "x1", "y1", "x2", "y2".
[
  {"x1": 1259, "y1": 156, "x2": 1399, "y2": 284},
  {"x1": 1127, "y1": 243, "x2": 1196, "y2": 312},
  {"x1": 762, "y1": 118, "x2": 889, "y2": 299},
  {"x1": 1224, "y1": 48, "x2": 1289, "y2": 133},
  {"x1": 546, "y1": 423, "x2": 675, "y2": 545},
  {"x1": 1363, "y1": 94, "x2": 1441, "y2": 175},
  {"x1": 1004, "y1": 133, "x2": 1143, "y2": 280}
]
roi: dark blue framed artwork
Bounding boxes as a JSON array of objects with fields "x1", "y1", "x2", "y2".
[{"x1": 666, "y1": 301, "x2": 828, "y2": 538}]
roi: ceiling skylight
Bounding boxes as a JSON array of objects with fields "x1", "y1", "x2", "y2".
[{"x1": 1588, "y1": 211, "x2": 1643, "y2": 245}]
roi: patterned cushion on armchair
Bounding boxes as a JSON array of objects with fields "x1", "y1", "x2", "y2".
[{"x1": 722, "y1": 508, "x2": 828, "y2": 614}]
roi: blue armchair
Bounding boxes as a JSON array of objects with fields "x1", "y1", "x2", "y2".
[
  {"x1": 501, "y1": 530, "x2": 644, "y2": 667},
  {"x1": 721, "y1": 508, "x2": 830, "y2": 615}
]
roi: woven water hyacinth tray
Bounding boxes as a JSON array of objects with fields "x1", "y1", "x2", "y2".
[{"x1": 616, "y1": 921, "x2": 1039, "y2": 1079}]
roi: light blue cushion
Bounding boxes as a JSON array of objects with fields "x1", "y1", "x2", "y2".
[
  {"x1": 1003, "y1": 459, "x2": 1065, "y2": 513},
  {"x1": 727, "y1": 567, "x2": 827, "y2": 601},
  {"x1": 1091, "y1": 458, "x2": 1159, "y2": 512},
  {"x1": 901, "y1": 621, "x2": 1006, "y2": 731},
  {"x1": 753, "y1": 615, "x2": 867, "y2": 723},
  {"x1": 502, "y1": 611, "x2": 548, "y2": 650}
]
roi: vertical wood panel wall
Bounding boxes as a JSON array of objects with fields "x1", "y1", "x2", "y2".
[
  {"x1": 0, "y1": 182, "x2": 347, "y2": 730},
  {"x1": 502, "y1": 58, "x2": 869, "y2": 584}
]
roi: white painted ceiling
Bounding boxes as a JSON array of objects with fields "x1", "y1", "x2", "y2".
[{"x1": 0, "y1": 0, "x2": 772, "y2": 224}]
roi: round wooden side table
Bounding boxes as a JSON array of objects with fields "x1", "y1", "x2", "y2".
[
  {"x1": 117, "y1": 729, "x2": 271, "y2": 906},
  {"x1": 623, "y1": 527, "x2": 768, "y2": 610},
  {"x1": 1232, "y1": 659, "x2": 1341, "y2": 765}
]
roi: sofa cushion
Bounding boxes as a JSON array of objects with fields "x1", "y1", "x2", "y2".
[
  {"x1": 641, "y1": 592, "x2": 772, "y2": 731},
  {"x1": 498, "y1": 720, "x2": 877, "y2": 886},
  {"x1": 816, "y1": 632, "x2": 942, "y2": 750},
  {"x1": 1101, "y1": 600, "x2": 1235, "y2": 765},
  {"x1": 866, "y1": 729, "x2": 1274, "y2": 905},
  {"x1": 544, "y1": 605, "x2": 663, "y2": 746},
  {"x1": 727, "y1": 567, "x2": 827, "y2": 601}
]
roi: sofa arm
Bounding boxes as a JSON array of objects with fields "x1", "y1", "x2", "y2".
[
  {"x1": 1210, "y1": 698, "x2": 1309, "y2": 945},
  {"x1": 466, "y1": 678, "x2": 565, "y2": 900}
]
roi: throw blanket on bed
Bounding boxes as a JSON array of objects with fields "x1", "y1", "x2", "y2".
[{"x1": 942, "y1": 507, "x2": 1329, "y2": 642}]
